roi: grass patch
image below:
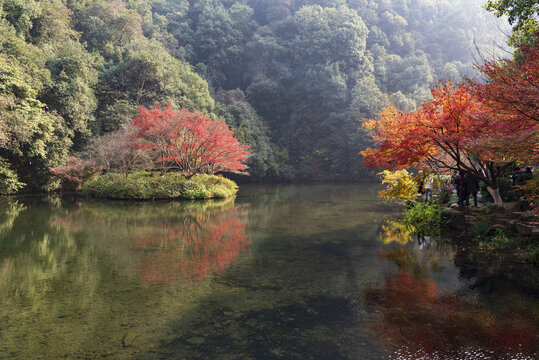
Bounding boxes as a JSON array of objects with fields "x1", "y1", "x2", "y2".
[{"x1": 81, "y1": 172, "x2": 238, "y2": 200}]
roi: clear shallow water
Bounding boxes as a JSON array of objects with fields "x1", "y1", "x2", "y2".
[{"x1": 0, "y1": 184, "x2": 537, "y2": 359}]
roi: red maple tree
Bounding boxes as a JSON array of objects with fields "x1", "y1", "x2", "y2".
[
  {"x1": 360, "y1": 82, "x2": 538, "y2": 205},
  {"x1": 132, "y1": 105, "x2": 250, "y2": 177},
  {"x1": 471, "y1": 34, "x2": 539, "y2": 125},
  {"x1": 50, "y1": 156, "x2": 102, "y2": 191}
]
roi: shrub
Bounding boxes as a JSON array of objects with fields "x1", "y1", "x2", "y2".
[
  {"x1": 377, "y1": 169, "x2": 418, "y2": 203},
  {"x1": 403, "y1": 202, "x2": 443, "y2": 236},
  {"x1": 50, "y1": 157, "x2": 101, "y2": 192},
  {"x1": 84, "y1": 123, "x2": 151, "y2": 176},
  {"x1": 81, "y1": 172, "x2": 238, "y2": 200}
]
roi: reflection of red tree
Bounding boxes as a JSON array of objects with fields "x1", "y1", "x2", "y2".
[
  {"x1": 133, "y1": 209, "x2": 250, "y2": 286},
  {"x1": 364, "y1": 249, "x2": 538, "y2": 358}
]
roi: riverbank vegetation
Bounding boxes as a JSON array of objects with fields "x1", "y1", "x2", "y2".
[
  {"x1": 81, "y1": 173, "x2": 238, "y2": 200},
  {"x1": 374, "y1": 165, "x2": 538, "y2": 263},
  {"x1": 50, "y1": 105, "x2": 247, "y2": 199},
  {"x1": 0, "y1": 0, "x2": 509, "y2": 195}
]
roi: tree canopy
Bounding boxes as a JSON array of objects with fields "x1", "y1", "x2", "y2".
[
  {"x1": 0, "y1": 0, "x2": 511, "y2": 193},
  {"x1": 361, "y1": 78, "x2": 538, "y2": 206}
]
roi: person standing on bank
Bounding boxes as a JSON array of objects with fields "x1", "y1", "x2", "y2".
[
  {"x1": 424, "y1": 174, "x2": 433, "y2": 203},
  {"x1": 457, "y1": 171, "x2": 468, "y2": 206},
  {"x1": 466, "y1": 174, "x2": 480, "y2": 207}
]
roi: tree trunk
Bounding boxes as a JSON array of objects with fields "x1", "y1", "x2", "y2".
[{"x1": 486, "y1": 186, "x2": 503, "y2": 207}]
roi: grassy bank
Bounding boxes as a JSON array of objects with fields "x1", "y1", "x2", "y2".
[{"x1": 81, "y1": 172, "x2": 238, "y2": 200}]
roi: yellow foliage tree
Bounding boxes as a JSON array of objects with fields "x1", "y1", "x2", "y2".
[{"x1": 378, "y1": 169, "x2": 419, "y2": 204}]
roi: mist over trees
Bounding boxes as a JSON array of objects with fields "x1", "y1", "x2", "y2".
[{"x1": 0, "y1": 0, "x2": 507, "y2": 192}]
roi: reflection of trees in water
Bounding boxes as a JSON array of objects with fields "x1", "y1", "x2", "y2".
[
  {"x1": 133, "y1": 205, "x2": 250, "y2": 286},
  {"x1": 0, "y1": 197, "x2": 250, "y2": 358},
  {"x1": 378, "y1": 219, "x2": 414, "y2": 245},
  {"x1": 0, "y1": 198, "x2": 26, "y2": 236},
  {"x1": 49, "y1": 198, "x2": 250, "y2": 286},
  {"x1": 0, "y1": 202, "x2": 104, "y2": 359},
  {"x1": 453, "y1": 247, "x2": 539, "y2": 304},
  {"x1": 1, "y1": 199, "x2": 98, "y2": 311},
  {"x1": 364, "y1": 248, "x2": 538, "y2": 359}
]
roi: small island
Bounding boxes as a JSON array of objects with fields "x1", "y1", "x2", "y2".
[
  {"x1": 81, "y1": 173, "x2": 238, "y2": 200},
  {"x1": 50, "y1": 105, "x2": 249, "y2": 200}
]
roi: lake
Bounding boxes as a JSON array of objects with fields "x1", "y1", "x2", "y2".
[{"x1": 0, "y1": 184, "x2": 537, "y2": 359}]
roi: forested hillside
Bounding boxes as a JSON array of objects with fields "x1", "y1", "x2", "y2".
[{"x1": 0, "y1": 0, "x2": 506, "y2": 192}]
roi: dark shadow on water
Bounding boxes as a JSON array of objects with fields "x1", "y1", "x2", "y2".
[{"x1": 158, "y1": 295, "x2": 355, "y2": 360}]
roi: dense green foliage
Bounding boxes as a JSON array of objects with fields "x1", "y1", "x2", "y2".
[
  {"x1": 0, "y1": 0, "x2": 506, "y2": 193},
  {"x1": 81, "y1": 172, "x2": 238, "y2": 200},
  {"x1": 403, "y1": 202, "x2": 443, "y2": 237}
]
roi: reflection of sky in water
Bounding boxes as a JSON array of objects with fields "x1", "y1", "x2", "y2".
[{"x1": 0, "y1": 185, "x2": 537, "y2": 359}]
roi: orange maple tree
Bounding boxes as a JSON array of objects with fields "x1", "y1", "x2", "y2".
[
  {"x1": 361, "y1": 82, "x2": 538, "y2": 205},
  {"x1": 133, "y1": 105, "x2": 250, "y2": 177}
]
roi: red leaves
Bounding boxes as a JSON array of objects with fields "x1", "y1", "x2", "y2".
[
  {"x1": 360, "y1": 81, "x2": 538, "y2": 177},
  {"x1": 364, "y1": 268, "x2": 539, "y2": 358},
  {"x1": 50, "y1": 156, "x2": 101, "y2": 191},
  {"x1": 132, "y1": 105, "x2": 250, "y2": 177},
  {"x1": 472, "y1": 36, "x2": 539, "y2": 125},
  {"x1": 133, "y1": 209, "x2": 250, "y2": 286}
]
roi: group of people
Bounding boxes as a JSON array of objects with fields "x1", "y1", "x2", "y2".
[
  {"x1": 452, "y1": 172, "x2": 480, "y2": 207},
  {"x1": 417, "y1": 166, "x2": 534, "y2": 208},
  {"x1": 418, "y1": 170, "x2": 480, "y2": 206}
]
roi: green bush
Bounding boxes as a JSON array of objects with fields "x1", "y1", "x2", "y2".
[
  {"x1": 0, "y1": 158, "x2": 25, "y2": 195},
  {"x1": 403, "y1": 202, "x2": 443, "y2": 236},
  {"x1": 471, "y1": 216, "x2": 497, "y2": 243},
  {"x1": 81, "y1": 173, "x2": 238, "y2": 200}
]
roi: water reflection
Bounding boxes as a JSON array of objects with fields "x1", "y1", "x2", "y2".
[
  {"x1": 0, "y1": 198, "x2": 26, "y2": 236},
  {"x1": 0, "y1": 186, "x2": 537, "y2": 359},
  {"x1": 378, "y1": 219, "x2": 414, "y2": 245},
  {"x1": 133, "y1": 207, "x2": 249, "y2": 286},
  {"x1": 50, "y1": 198, "x2": 251, "y2": 285},
  {"x1": 0, "y1": 196, "x2": 251, "y2": 359},
  {"x1": 364, "y1": 247, "x2": 538, "y2": 359}
]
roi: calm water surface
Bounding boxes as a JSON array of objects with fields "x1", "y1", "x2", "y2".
[{"x1": 0, "y1": 184, "x2": 537, "y2": 359}]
